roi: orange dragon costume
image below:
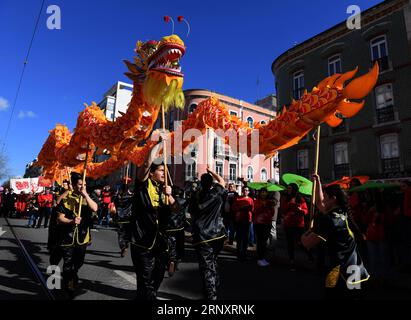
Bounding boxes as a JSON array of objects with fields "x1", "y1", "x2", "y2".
[{"x1": 37, "y1": 34, "x2": 379, "y2": 182}]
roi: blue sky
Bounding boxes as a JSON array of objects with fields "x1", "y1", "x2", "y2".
[{"x1": 0, "y1": 0, "x2": 381, "y2": 180}]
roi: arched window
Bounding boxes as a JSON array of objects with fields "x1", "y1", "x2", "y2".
[
  {"x1": 260, "y1": 120, "x2": 266, "y2": 125},
  {"x1": 247, "y1": 116, "x2": 254, "y2": 128},
  {"x1": 260, "y1": 168, "x2": 267, "y2": 181},
  {"x1": 247, "y1": 166, "x2": 253, "y2": 182},
  {"x1": 189, "y1": 103, "x2": 197, "y2": 114}
]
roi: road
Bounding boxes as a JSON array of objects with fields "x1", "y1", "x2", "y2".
[{"x1": 1, "y1": 217, "x2": 410, "y2": 301}]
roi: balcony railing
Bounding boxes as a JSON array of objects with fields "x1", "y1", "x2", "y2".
[
  {"x1": 376, "y1": 105, "x2": 395, "y2": 124},
  {"x1": 382, "y1": 158, "x2": 400, "y2": 174},
  {"x1": 334, "y1": 163, "x2": 351, "y2": 179},
  {"x1": 372, "y1": 56, "x2": 390, "y2": 72}
]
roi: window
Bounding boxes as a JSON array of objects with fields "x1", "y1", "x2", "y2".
[
  {"x1": 293, "y1": 70, "x2": 304, "y2": 100},
  {"x1": 215, "y1": 161, "x2": 223, "y2": 177},
  {"x1": 260, "y1": 168, "x2": 268, "y2": 182},
  {"x1": 334, "y1": 142, "x2": 349, "y2": 165},
  {"x1": 260, "y1": 120, "x2": 266, "y2": 125},
  {"x1": 189, "y1": 103, "x2": 197, "y2": 114},
  {"x1": 334, "y1": 142, "x2": 350, "y2": 178},
  {"x1": 370, "y1": 35, "x2": 389, "y2": 71},
  {"x1": 328, "y1": 55, "x2": 342, "y2": 76},
  {"x1": 229, "y1": 163, "x2": 237, "y2": 181},
  {"x1": 375, "y1": 84, "x2": 395, "y2": 123},
  {"x1": 297, "y1": 149, "x2": 309, "y2": 169},
  {"x1": 185, "y1": 161, "x2": 197, "y2": 180},
  {"x1": 189, "y1": 144, "x2": 198, "y2": 158},
  {"x1": 380, "y1": 133, "x2": 400, "y2": 174},
  {"x1": 247, "y1": 117, "x2": 254, "y2": 128},
  {"x1": 230, "y1": 110, "x2": 238, "y2": 117},
  {"x1": 380, "y1": 133, "x2": 399, "y2": 159},
  {"x1": 214, "y1": 137, "x2": 224, "y2": 156},
  {"x1": 247, "y1": 166, "x2": 253, "y2": 182},
  {"x1": 297, "y1": 149, "x2": 309, "y2": 178}
]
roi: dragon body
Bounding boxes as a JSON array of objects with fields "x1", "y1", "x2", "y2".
[{"x1": 37, "y1": 35, "x2": 379, "y2": 181}]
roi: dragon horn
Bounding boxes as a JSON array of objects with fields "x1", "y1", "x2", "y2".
[
  {"x1": 317, "y1": 73, "x2": 341, "y2": 89},
  {"x1": 334, "y1": 66, "x2": 358, "y2": 90},
  {"x1": 336, "y1": 99, "x2": 365, "y2": 118},
  {"x1": 343, "y1": 62, "x2": 379, "y2": 99}
]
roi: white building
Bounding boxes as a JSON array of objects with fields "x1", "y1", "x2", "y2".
[{"x1": 99, "y1": 81, "x2": 133, "y2": 121}]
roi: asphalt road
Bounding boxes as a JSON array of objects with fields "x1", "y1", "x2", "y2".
[{"x1": 1, "y1": 217, "x2": 410, "y2": 301}]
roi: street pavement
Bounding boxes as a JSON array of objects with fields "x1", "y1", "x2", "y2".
[{"x1": 1, "y1": 217, "x2": 410, "y2": 300}]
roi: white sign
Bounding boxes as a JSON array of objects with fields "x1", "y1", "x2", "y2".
[{"x1": 10, "y1": 178, "x2": 44, "y2": 194}]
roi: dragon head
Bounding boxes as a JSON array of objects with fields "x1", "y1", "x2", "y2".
[{"x1": 124, "y1": 34, "x2": 186, "y2": 111}]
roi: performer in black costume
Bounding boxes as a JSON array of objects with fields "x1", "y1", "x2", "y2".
[
  {"x1": 55, "y1": 172, "x2": 97, "y2": 299},
  {"x1": 129, "y1": 141, "x2": 178, "y2": 300},
  {"x1": 188, "y1": 166, "x2": 227, "y2": 300},
  {"x1": 302, "y1": 174, "x2": 369, "y2": 300}
]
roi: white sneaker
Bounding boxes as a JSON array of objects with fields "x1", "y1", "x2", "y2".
[{"x1": 257, "y1": 259, "x2": 270, "y2": 267}]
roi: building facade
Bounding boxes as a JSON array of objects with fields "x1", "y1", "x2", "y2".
[
  {"x1": 167, "y1": 90, "x2": 279, "y2": 189},
  {"x1": 272, "y1": 0, "x2": 411, "y2": 183}
]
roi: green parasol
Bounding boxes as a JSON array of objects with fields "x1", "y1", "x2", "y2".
[
  {"x1": 282, "y1": 173, "x2": 313, "y2": 196},
  {"x1": 247, "y1": 182, "x2": 285, "y2": 192},
  {"x1": 350, "y1": 181, "x2": 400, "y2": 192}
]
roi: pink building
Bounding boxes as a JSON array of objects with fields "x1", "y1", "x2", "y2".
[{"x1": 167, "y1": 89, "x2": 279, "y2": 189}]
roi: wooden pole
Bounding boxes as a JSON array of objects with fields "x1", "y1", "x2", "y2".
[
  {"x1": 78, "y1": 142, "x2": 90, "y2": 218},
  {"x1": 125, "y1": 161, "x2": 130, "y2": 186},
  {"x1": 161, "y1": 105, "x2": 169, "y2": 205},
  {"x1": 310, "y1": 126, "x2": 321, "y2": 229}
]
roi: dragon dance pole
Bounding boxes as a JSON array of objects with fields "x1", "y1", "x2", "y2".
[
  {"x1": 78, "y1": 141, "x2": 90, "y2": 218},
  {"x1": 161, "y1": 105, "x2": 169, "y2": 205},
  {"x1": 124, "y1": 161, "x2": 130, "y2": 186},
  {"x1": 310, "y1": 126, "x2": 321, "y2": 229}
]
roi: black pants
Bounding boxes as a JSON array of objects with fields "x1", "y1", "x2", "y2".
[
  {"x1": 117, "y1": 222, "x2": 130, "y2": 251},
  {"x1": 235, "y1": 221, "x2": 250, "y2": 260},
  {"x1": 254, "y1": 223, "x2": 271, "y2": 260},
  {"x1": 195, "y1": 239, "x2": 224, "y2": 300},
  {"x1": 167, "y1": 230, "x2": 185, "y2": 262},
  {"x1": 284, "y1": 226, "x2": 312, "y2": 261},
  {"x1": 37, "y1": 207, "x2": 52, "y2": 228},
  {"x1": 47, "y1": 208, "x2": 59, "y2": 251},
  {"x1": 61, "y1": 244, "x2": 87, "y2": 295},
  {"x1": 130, "y1": 242, "x2": 169, "y2": 300}
]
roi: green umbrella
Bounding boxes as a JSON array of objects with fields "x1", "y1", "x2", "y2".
[
  {"x1": 282, "y1": 173, "x2": 313, "y2": 196},
  {"x1": 247, "y1": 182, "x2": 285, "y2": 192},
  {"x1": 350, "y1": 181, "x2": 400, "y2": 192}
]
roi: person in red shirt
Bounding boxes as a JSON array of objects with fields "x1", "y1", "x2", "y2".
[
  {"x1": 15, "y1": 191, "x2": 28, "y2": 218},
  {"x1": 253, "y1": 188, "x2": 275, "y2": 267},
  {"x1": 36, "y1": 188, "x2": 54, "y2": 228},
  {"x1": 281, "y1": 183, "x2": 310, "y2": 271},
  {"x1": 232, "y1": 186, "x2": 254, "y2": 261},
  {"x1": 100, "y1": 186, "x2": 112, "y2": 227}
]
